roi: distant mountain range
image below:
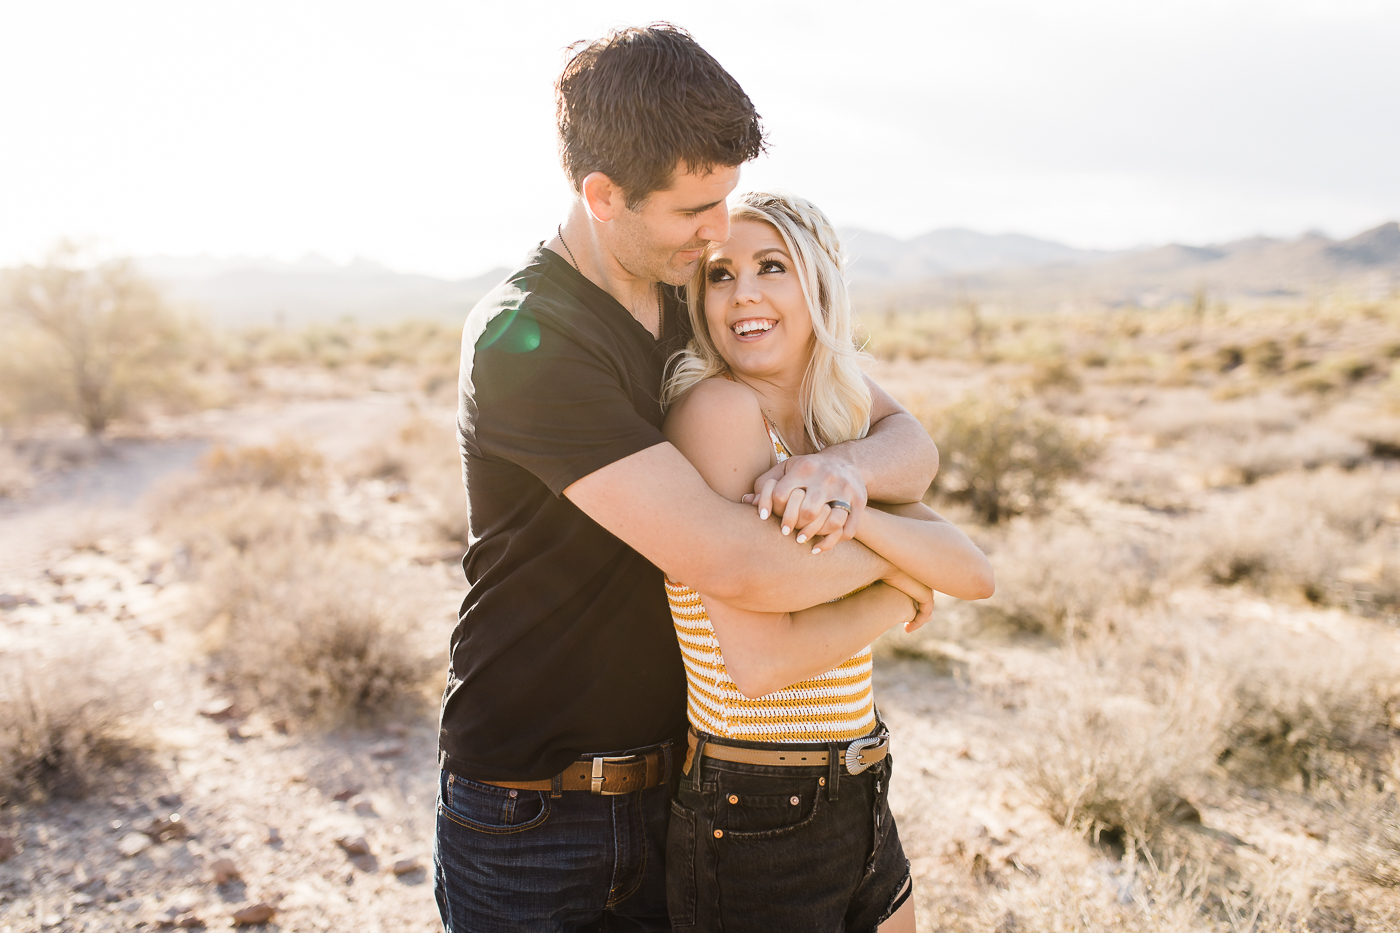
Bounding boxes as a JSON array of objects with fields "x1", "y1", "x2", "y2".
[
  {"x1": 136, "y1": 221, "x2": 1400, "y2": 325},
  {"x1": 848, "y1": 222, "x2": 1400, "y2": 310},
  {"x1": 139, "y1": 254, "x2": 510, "y2": 326}
]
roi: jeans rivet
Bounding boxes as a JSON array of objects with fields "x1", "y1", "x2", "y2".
[
  {"x1": 790, "y1": 795, "x2": 799, "y2": 805},
  {"x1": 728, "y1": 794, "x2": 738, "y2": 804},
  {"x1": 714, "y1": 829, "x2": 723, "y2": 839},
  {"x1": 819, "y1": 777, "x2": 826, "y2": 786},
  {"x1": 508, "y1": 790, "x2": 517, "y2": 798}
]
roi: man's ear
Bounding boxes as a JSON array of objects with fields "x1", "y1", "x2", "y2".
[{"x1": 582, "y1": 172, "x2": 621, "y2": 223}]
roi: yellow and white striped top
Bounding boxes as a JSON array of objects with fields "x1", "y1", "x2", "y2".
[{"x1": 665, "y1": 416, "x2": 876, "y2": 743}]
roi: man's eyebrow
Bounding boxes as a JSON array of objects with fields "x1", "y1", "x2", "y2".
[{"x1": 676, "y1": 199, "x2": 724, "y2": 214}]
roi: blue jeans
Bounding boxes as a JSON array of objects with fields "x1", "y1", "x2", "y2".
[{"x1": 434, "y1": 769, "x2": 672, "y2": 932}]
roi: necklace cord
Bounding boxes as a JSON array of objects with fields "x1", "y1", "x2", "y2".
[{"x1": 557, "y1": 224, "x2": 663, "y2": 332}]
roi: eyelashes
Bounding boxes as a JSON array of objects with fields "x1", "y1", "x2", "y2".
[{"x1": 705, "y1": 260, "x2": 786, "y2": 284}]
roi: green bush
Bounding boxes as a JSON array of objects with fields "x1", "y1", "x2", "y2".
[{"x1": 927, "y1": 393, "x2": 1098, "y2": 523}]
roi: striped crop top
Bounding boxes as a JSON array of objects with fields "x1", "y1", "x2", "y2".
[{"x1": 665, "y1": 410, "x2": 877, "y2": 743}]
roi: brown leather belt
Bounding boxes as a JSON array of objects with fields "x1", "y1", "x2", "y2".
[
  {"x1": 479, "y1": 747, "x2": 669, "y2": 796},
  {"x1": 683, "y1": 729, "x2": 891, "y2": 776}
]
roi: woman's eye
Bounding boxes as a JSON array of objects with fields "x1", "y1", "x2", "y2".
[
  {"x1": 759, "y1": 260, "x2": 785, "y2": 274},
  {"x1": 706, "y1": 267, "x2": 733, "y2": 284}
]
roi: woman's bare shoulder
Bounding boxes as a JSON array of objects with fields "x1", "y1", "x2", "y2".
[{"x1": 665, "y1": 377, "x2": 773, "y2": 500}]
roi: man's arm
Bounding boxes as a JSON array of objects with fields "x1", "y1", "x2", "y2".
[
  {"x1": 745, "y1": 376, "x2": 938, "y2": 547},
  {"x1": 566, "y1": 439, "x2": 890, "y2": 611}
]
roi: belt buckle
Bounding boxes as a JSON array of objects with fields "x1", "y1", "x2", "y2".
[
  {"x1": 591, "y1": 755, "x2": 636, "y2": 795},
  {"x1": 844, "y1": 734, "x2": 887, "y2": 775}
]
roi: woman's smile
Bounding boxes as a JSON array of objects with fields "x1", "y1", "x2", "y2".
[{"x1": 704, "y1": 218, "x2": 814, "y2": 380}]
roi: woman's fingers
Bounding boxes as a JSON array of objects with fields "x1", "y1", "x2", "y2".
[
  {"x1": 802, "y1": 506, "x2": 849, "y2": 552},
  {"x1": 795, "y1": 504, "x2": 832, "y2": 545},
  {"x1": 904, "y1": 597, "x2": 935, "y2": 633},
  {"x1": 755, "y1": 478, "x2": 779, "y2": 521},
  {"x1": 779, "y1": 487, "x2": 806, "y2": 537}
]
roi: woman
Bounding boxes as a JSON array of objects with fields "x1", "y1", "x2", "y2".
[{"x1": 661, "y1": 191, "x2": 995, "y2": 933}]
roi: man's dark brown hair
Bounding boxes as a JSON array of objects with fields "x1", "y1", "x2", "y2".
[{"x1": 556, "y1": 23, "x2": 766, "y2": 207}]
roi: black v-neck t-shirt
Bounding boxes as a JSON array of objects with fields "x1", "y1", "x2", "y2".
[{"x1": 443, "y1": 245, "x2": 691, "y2": 781}]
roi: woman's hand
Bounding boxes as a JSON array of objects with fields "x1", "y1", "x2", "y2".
[
  {"x1": 741, "y1": 448, "x2": 868, "y2": 551},
  {"x1": 879, "y1": 569, "x2": 935, "y2": 633}
]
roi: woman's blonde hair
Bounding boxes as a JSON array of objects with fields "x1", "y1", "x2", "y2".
[{"x1": 662, "y1": 190, "x2": 872, "y2": 450}]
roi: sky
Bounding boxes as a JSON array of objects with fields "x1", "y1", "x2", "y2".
[{"x1": 2, "y1": 0, "x2": 1398, "y2": 279}]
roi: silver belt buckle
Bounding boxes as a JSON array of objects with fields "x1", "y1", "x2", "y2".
[
  {"x1": 591, "y1": 755, "x2": 635, "y2": 795},
  {"x1": 844, "y1": 734, "x2": 888, "y2": 775}
]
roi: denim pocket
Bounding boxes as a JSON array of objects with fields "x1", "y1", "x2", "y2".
[
  {"x1": 666, "y1": 799, "x2": 697, "y2": 927},
  {"x1": 439, "y1": 773, "x2": 551, "y2": 835},
  {"x1": 721, "y1": 779, "x2": 823, "y2": 840}
]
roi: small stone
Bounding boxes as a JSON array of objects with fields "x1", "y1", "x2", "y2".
[
  {"x1": 198, "y1": 698, "x2": 238, "y2": 722},
  {"x1": 231, "y1": 902, "x2": 276, "y2": 925},
  {"x1": 369, "y1": 741, "x2": 405, "y2": 759},
  {"x1": 157, "y1": 793, "x2": 183, "y2": 808},
  {"x1": 147, "y1": 813, "x2": 188, "y2": 841},
  {"x1": 210, "y1": 857, "x2": 241, "y2": 884},
  {"x1": 0, "y1": 593, "x2": 17, "y2": 610},
  {"x1": 73, "y1": 893, "x2": 95, "y2": 908},
  {"x1": 265, "y1": 826, "x2": 282, "y2": 845},
  {"x1": 0, "y1": 834, "x2": 16, "y2": 862},
  {"x1": 118, "y1": 832, "x2": 152, "y2": 857},
  {"x1": 350, "y1": 796, "x2": 377, "y2": 817},
  {"x1": 226, "y1": 723, "x2": 245, "y2": 740},
  {"x1": 391, "y1": 858, "x2": 420, "y2": 876},
  {"x1": 177, "y1": 916, "x2": 206, "y2": 929},
  {"x1": 331, "y1": 786, "x2": 362, "y2": 802},
  {"x1": 271, "y1": 718, "x2": 290, "y2": 734},
  {"x1": 335, "y1": 835, "x2": 371, "y2": 856},
  {"x1": 1168, "y1": 798, "x2": 1202, "y2": 825}
]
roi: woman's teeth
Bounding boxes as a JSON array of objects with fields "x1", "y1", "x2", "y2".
[{"x1": 732, "y1": 320, "x2": 773, "y2": 336}]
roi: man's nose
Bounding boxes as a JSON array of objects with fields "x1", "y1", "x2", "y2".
[{"x1": 697, "y1": 205, "x2": 730, "y2": 245}]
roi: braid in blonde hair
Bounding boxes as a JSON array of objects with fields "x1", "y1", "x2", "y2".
[{"x1": 663, "y1": 190, "x2": 873, "y2": 449}]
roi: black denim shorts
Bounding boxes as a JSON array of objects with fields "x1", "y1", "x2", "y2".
[{"x1": 665, "y1": 734, "x2": 911, "y2": 932}]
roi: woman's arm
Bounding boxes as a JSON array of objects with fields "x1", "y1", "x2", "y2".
[
  {"x1": 664, "y1": 378, "x2": 925, "y2": 698},
  {"x1": 854, "y1": 501, "x2": 995, "y2": 601}
]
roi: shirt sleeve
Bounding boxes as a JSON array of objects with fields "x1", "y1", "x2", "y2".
[{"x1": 463, "y1": 303, "x2": 666, "y2": 497}]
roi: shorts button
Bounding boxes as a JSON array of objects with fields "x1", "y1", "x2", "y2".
[
  {"x1": 714, "y1": 829, "x2": 723, "y2": 839},
  {"x1": 508, "y1": 790, "x2": 517, "y2": 798},
  {"x1": 819, "y1": 777, "x2": 826, "y2": 786},
  {"x1": 790, "y1": 796, "x2": 799, "y2": 805},
  {"x1": 728, "y1": 794, "x2": 738, "y2": 804}
]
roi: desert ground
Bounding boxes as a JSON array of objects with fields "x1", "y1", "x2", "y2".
[{"x1": 2, "y1": 296, "x2": 1399, "y2": 932}]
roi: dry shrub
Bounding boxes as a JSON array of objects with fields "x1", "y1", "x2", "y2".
[
  {"x1": 0, "y1": 645, "x2": 149, "y2": 801},
  {"x1": 1218, "y1": 629, "x2": 1396, "y2": 788},
  {"x1": 355, "y1": 413, "x2": 468, "y2": 545},
  {"x1": 1340, "y1": 751, "x2": 1400, "y2": 888},
  {"x1": 983, "y1": 517, "x2": 1176, "y2": 638},
  {"x1": 1194, "y1": 467, "x2": 1400, "y2": 614},
  {"x1": 201, "y1": 545, "x2": 437, "y2": 724},
  {"x1": 928, "y1": 393, "x2": 1098, "y2": 523},
  {"x1": 1018, "y1": 620, "x2": 1227, "y2": 848},
  {"x1": 199, "y1": 437, "x2": 325, "y2": 489}
]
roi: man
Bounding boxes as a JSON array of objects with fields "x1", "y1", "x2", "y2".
[{"x1": 435, "y1": 24, "x2": 938, "y2": 932}]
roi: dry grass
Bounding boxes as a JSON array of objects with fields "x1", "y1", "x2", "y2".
[
  {"x1": 0, "y1": 644, "x2": 149, "y2": 802},
  {"x1": 1016, "y1": 619, "x2": 1226, "y2": 847},
  {"x1": 1192, "y1": 467, "x2": 1400, "y2": 616},
  {"x1": 198, "y1": 544, "x2": 437, "y2": 724},
  {"x1": 161, "y1": 439, "x2": 440, "y2": 724},
  {"x1": 979, "y1": 517, "x2": 1175, "y2": 638}
]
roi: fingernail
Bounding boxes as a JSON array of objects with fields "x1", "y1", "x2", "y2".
[
  {"x1": 782, "y1": 526, "x2": 790, "y2": 535},
  {"x1": 796, "y1": 534, "x2": 807, "y2": 544},
  {"x1": 811, "y1": 546, "x2": 821, "y2": 555},
  {"x1": 759, "y1": 509, "x2": 769, "y2": 520}
]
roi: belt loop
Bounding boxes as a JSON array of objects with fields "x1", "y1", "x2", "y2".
[
  {"x1": 691, "y1": 734, "x2": 708, "y2": 793},
  {"x1": 550, "y1": 772, "x2": 563, "y2": 798},
  {"x1": 662, "y1": 742, "x2": 674, "y2": 786},
  {"x1": 827, "y1": 742, "x2": 840, "y2": 801}
]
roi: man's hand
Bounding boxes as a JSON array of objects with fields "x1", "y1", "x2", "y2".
[
  {"x1": 741, "y1": 447, "x2": 868, "y2": 553},
  {"x1": 881, "y1": 569, "x2": 935, "y2": 633}
]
